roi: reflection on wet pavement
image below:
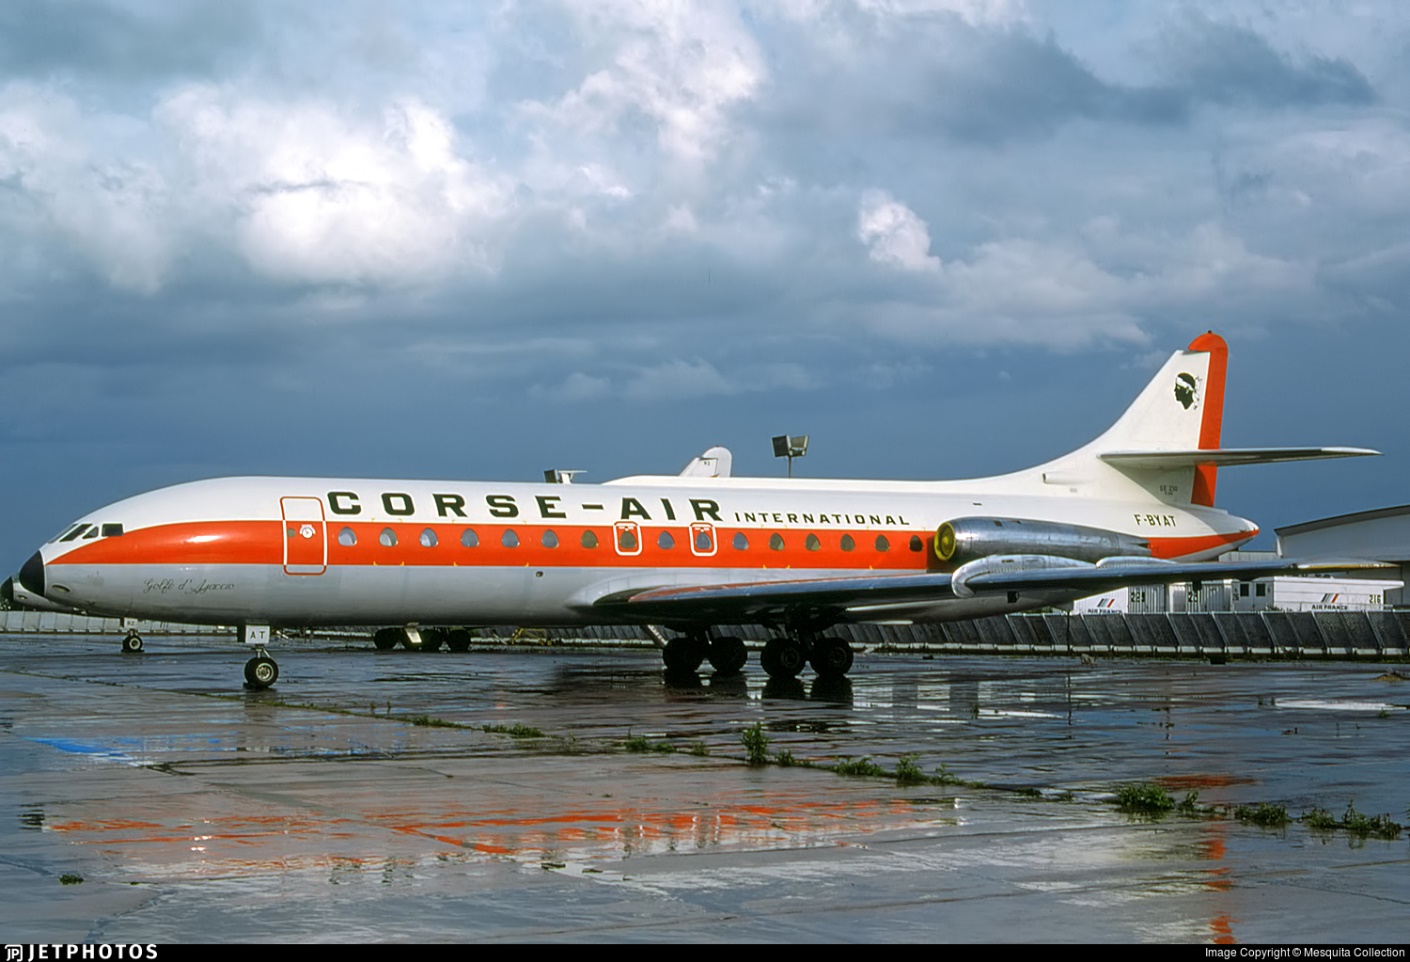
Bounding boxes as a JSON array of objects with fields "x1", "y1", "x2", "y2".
[{"x1": 2, "y1": 635, "x2": 1407, "y2": 942}]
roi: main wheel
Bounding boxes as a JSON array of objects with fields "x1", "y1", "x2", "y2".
[
  {"x1": 419, "y1": 629, "x2": 444, "y2": 652},
  {"x1": 373, "y1": 628, "x2": 401, "y2": 650},
  {"x1": 810, "y1": 636, "x2": 854, "y2": 678},
  {"x1": 662, "y1": 637, "x2": 706, "y2": 673},
  {"x1": 244, "y1": 655, "x2": 279, "y2": 689},
  {"x1": 760, "y1": 639, "x2": 805, "y2": 679},
  {"x1": 708, "y1": 636, "x2": 748, "y2": 676},
  {"x1": 121, "y1": 633, "x2": 143, "y2": 654},
  {"x1": 446, "y1": 628, "x2": 473, "y2": 652}
]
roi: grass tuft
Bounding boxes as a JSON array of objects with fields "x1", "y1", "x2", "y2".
[
  {"x1": 832, "y1": 756, "x2": 887, "y2": 778},
  {"x1": 482, "y1": 723, "x2": 544, "y2": 738},
  {"x1": 1235, "y1": 802, "x2": 1291, "y2": 827},
  {"x1": 1114, "y1": 783, "x2": 1176, "y2": 815},
  {"x1": 741, "y1": 723, "x2": 771, "y2": 766},
  {"x1": 895, "y1": 754, "x2": 928, "y2": 786}
]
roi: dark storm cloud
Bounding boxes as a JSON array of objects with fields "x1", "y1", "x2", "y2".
[
  {"x1": 760, "y1": 13, "x2": 1373, "y2": 147},
  {"x1": 1156, "y1": 14, "x2": 1374, "y2": 109}
]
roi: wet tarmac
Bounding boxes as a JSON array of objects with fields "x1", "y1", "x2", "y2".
[{"x1": 2, "y1": 634, "x2": 1408, "y2": 943}]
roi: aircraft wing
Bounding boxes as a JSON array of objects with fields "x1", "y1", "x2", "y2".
[{"x1": 589, "y1": 558, "x2": 1353, "y2": 626}]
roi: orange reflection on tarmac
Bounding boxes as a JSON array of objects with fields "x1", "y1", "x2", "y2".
[{"x1": 38, "y1": 788, "x2": 946, "y2": 880}]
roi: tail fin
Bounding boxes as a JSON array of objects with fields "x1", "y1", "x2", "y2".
[
  {"x1": 1083, "y1": 331, "x2": 1228, "y2": 505},
  {"x1": 1052, "y1": 331, "x2": 1373, "y2": 507}
]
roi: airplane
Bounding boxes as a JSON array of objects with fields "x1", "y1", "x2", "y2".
[{"x1": 1, "y1": 332, "x2": 1378, "y2": 690}]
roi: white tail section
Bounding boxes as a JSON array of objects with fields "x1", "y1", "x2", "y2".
[{"x1": 1029, "y1": 332, "x2": 1228, "y2": 506}]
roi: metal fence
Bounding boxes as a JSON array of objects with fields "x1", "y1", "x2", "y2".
[{"x1": 4, "y1": 608, "x2": 1405, "y2": 658}]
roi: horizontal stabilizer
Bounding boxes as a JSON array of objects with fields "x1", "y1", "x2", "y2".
[{"x1": 1100, "y1": 447, "x2": 1378, "y2": 469}]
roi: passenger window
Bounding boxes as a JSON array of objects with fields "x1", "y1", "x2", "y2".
[
  {"x1": 695, "y1": 529, "x2": 713, "y2": 551},
  {"x1": 338, "y1": 526, "x2": 357, "y2": 547},
  {"x1": 542, "y1": 529, "x2": 559, "y2": 548},
  {"x1": 379, "y1": 527, "x2": 397, "y2": 547},
  {"x1": 909, "y1": 535, "x2": 924, "y2": 552},
  {"x1": 618, "y1": 527, "x2": 638, "y2": 551},
  {"x1": 805, "y1": 533, "x2": 821, "y2": 551},
  {"x1": 875, "y1": 535, "x2": 890, "y2": 552},
  {"x1": 461, "y1": 528, "x2": 479, "y2": 548},
  {"x1": 101, "y1": 524, "x2": 124, "y2": 537},
  {"x1": 658, "y1": 531, "x2": 675, "y2": 549},
  {"x1": 420, "y1": 528, "x2": 438, "y2": 548},
  {"x1": 769, "y1": 533, "x2": 785, "y2": 551},
  {"x1": 581, "y1": 530, "x2": 599, "y2": 548},
  {"x1": 502, "y1": 529, "x2": 520, "y2": 548},
  {"x1": 733, "y1": 532, "x2": 749, "y2": 550},
  {"x1": 840, "y1": 534, "x2": 855, "y2": 551}
]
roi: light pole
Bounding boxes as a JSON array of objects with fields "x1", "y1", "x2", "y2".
[{"x1": 772, "y1": 434, "x2": 809, "y2": 478}]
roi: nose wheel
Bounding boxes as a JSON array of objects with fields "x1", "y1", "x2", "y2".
[
  {"x1": 243, "y1": 649, "x2": 279, "y2": 689},
  {"x1": 121, "y1": 631, "x2": 144, "y2": 654}
]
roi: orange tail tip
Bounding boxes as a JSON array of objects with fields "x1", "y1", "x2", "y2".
[{"x1": 1187, "y1": 332, "x2": 1228, "y2": 507}]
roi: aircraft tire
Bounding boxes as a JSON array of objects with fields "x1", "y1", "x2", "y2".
[
  {"x1": 760, "y1": 639, "x2": 804, "y2": 679},
  {"x1": 244, "y1": 655, "x2": 279, "y2": 689},
  {"x1": 707, "y1": 636, "x2": 748, "y2": 676},
  {"x1": 121, "y1": 633, "x2": 143, "y2": 654},
  {"x1": 662, "y1": 637, "x2": 706, "y2": 673},
  {"x1": 446, "y1": 628, "x2": 473, "y2": 652},
  {"x1": 810, "y1": 637, "x2": 854, "y2": 678},
  {"x1": 372, "y1": 628, "x2": 401, "y2": 650},
  {"x1": 419, "y1": 629, "x2": 444, "y2": 652}
]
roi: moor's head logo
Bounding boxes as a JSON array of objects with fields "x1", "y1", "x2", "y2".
[{"x1": 1174, "y1": 372, "x2": 1198, "y2": 410}]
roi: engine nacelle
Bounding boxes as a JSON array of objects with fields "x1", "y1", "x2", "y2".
[{"x1": 933, "y1": 517, "x2": 1150, "y2": 567}]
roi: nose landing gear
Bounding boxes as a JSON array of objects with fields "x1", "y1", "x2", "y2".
[{"x1": 240, "y1": 625, "x2": 278, "y2": 690}]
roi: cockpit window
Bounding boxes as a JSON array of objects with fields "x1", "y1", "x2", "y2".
[
  {"x1": 82, "y1": 526, "x2": 99, "y2": 538},
  {"x1": 59, "y1": 524, "x2": 93, "y2": 542},
  {"x1": 100, "y1": 524, "x2": 124, "y2": 537}
]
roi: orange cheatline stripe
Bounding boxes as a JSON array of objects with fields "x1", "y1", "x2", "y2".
[
  {"x1": 49, "y1": 519, "x2": 1255, "y2": 570},
  {"x1": 1187, "y1": 331, "x2": 1228, "y2": 507}
]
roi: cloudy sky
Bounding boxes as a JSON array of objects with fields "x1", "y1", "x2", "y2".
[{"x1": 1, "y1": 0, "x2": 1406, "y2": 564}]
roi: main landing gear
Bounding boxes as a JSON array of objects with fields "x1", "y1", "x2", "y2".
[
  {"x1": 659, "y1": 631, "x2": 749, "y2": 677},
  {"x1": 121, "y1": 629, "x2": 143, "y2": 653},
  {"x1": 657, "y1": 628, "x2": 854, "y2": 679},
  {"x1": 759, "y1": 632, "x2": 854, "y2": 680}
]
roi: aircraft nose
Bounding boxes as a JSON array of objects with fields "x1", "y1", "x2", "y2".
[{"x1": 17, "y1": 551, "x2": 45, "y2": 597}]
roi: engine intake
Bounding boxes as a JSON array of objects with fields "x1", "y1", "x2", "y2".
[{"x1": 934, "y1": 517, "x2": 1150, "y2": 566}]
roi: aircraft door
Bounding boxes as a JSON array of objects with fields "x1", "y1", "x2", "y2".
[{"x1": 281, "y1": 496, "x2": 328, "y2": 575}]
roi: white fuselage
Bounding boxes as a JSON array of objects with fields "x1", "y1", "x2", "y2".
[{"x1": 32, "y1": 473, "x2": 1257, "y2": 628}]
